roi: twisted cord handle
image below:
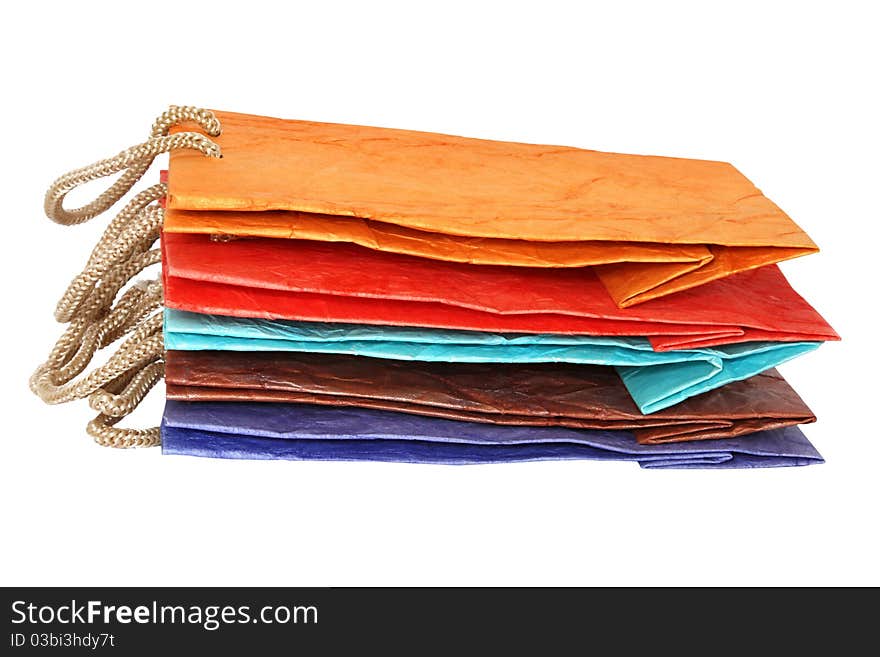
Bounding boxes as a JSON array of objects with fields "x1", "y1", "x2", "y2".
[{"x1": 32, "y1": 106, "x2": 222, "y2": 447}]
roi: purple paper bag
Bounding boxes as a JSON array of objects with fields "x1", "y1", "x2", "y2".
[{"x1": 161, "y1": 401, "x2": 823, "y2": 469}]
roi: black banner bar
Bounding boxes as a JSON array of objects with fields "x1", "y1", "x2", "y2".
[{"x1": 1, "y1": 587, "x2": 868, "y2": 652}]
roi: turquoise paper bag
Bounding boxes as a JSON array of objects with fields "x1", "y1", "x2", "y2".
[{"x1": 164, "y1": 310, "x2": 820, "y2": 414}]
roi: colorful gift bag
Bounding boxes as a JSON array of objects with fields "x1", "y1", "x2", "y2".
[
  {"x1": 161, "y1": 401, "x2": 824, "y2": 470},
  {"x1": 165, "y1": 351, "x2": 815, "y2": 445},
  {"x1": 163, "y1": 309, "x2": 819, "y2": 413},
  {"x1": 165, "y1": 110, "x2": 818, "y2": 307},
  {"x1": 30, "y1": 106, "x2": 833, "y2": 467},
  {"x1": 163, "y1": 233, "x2": 838, "y2": 349}
]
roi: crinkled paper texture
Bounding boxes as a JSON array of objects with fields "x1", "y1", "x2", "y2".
[
  {"x1": 167, "y1": 110, "x2": 817, "y2": 306},
  {"x1": 165, "y1": 351, "x2": 815, "y2": 444},
  {"x1": 160, "y1": 401, "x2": 823, "y2": 469},
  {"x1": 162, "y1": 233, "x2": 837, "y2": 351},
  {"x1": 163, "y1": 309, "x2": 820, "y2": 414}
]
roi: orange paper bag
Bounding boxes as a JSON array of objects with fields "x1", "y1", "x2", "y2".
[{"x1": 166, "y1": 110, "x2": 817, "y2": 306}]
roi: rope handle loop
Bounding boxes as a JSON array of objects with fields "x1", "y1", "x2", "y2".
[
  {"x1": 44, "y1": 105, "x2": 221, "y2": 226},
  {"x1": 31, "y1": 106, "x2": 222, "y2": 447}
]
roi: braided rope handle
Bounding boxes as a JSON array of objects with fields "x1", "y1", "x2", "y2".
[
  {"x1": 31, "y1": 106, "x2": 222, "y2": 447},
  {"x1": 44, "y1": 107, "x2": 221, "y2": 226}
]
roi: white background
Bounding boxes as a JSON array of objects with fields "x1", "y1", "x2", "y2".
[{"x1": 1, "y1": 1, "x2": 877, "y2": 586}]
